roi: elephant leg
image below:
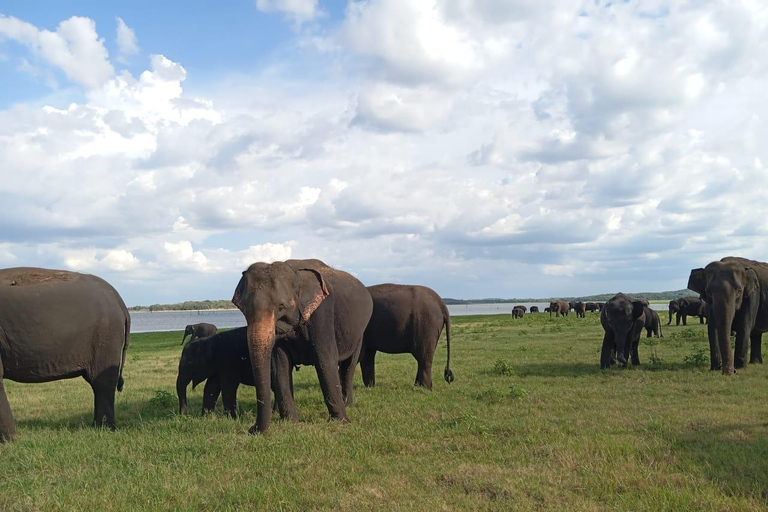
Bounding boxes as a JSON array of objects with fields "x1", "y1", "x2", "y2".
[
  {"x1": 676, "y1": 312, "x2": 681, "y2": 326},
  {"x1": 630, "y1": 336, "x2": 641, "y2": 366},
  {"x1": 202, "y1": 375, "x2": 222, "y2": 415},
  {"x1": 414, "y1": 357, "x2": 434, "y2": 390},
  {"x1": 220, "y1": 380, "x2": 239, "y2": 419},
  {"x1": 600, "y1": 331, "x2": 615, "y2": 369},
  {"x1": 339, "y1": 340, "x2": 362, "y2": 407},
  {"x1": 360, "y1": 346, "x2": 376, "y2": 388},
  {"x1": 732, "y1": 313, "x2": 752, "y2": 369},
  {"x1": 307, "y1": 314, "x2": 349, "y2": 422},
  {"x1": 750, "y1": 332, "x2": 763, "y2": 364},
  {"x1": 88, "y1": 367, "x2": 119, "y2": 430},
  {"x1": 0, "y1": 359, "x2": 15, "y2": 442},
  {"x1": 682, "y1": 315, "x2": 687, "y2": 326},
  {"x1": 271, "y1": 345, "x2": 298, "y2": 422}
]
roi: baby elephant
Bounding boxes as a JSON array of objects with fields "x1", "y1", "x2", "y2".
[
  {"x1": 176, "y1": 327, "x2": 252, "y2": 417},
  {"x1": 180, "y1": 323, "x2": 217, "y2": 346},
  {"x1": 360, "y1": 284, "x2": 454, "y2": 390},
  {"x1": 643, "y1": 307, "x2": 663, "y2": 338}
]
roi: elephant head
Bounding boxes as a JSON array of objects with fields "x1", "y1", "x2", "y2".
[
  {"x1": 602, "y1": 295, "x2": 646, "y2": 366},
  {"x1": 176, "y1": 337, "x2": 215, "y2": 415},
  {"x1": 688, "y1": 260, "x2": 759, "y2": 374},
  {"x1": 180, "y1": 324, "x2": 195, "y2": 346},
  {"x1": 232, "y1": 261, "x2": 329, "y2": 434}
]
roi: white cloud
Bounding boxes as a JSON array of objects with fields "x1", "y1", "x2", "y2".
[
  {"x1": 0, "y1": 15, "x2": 114, "y2": 88},
  {"x1": 116, "y1": 17, "x2": 139, "y2": 59},
  {"x1": 63, "y1": 248, "x2": 139, "y2": 272},
  {"x1": 256, "y1": 0, "x2": 321, "y2": 23}
]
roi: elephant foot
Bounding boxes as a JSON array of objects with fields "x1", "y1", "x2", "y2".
[
  {"x1": 328, "y1": 414, "x2": 349, "y2": 424},
  {"x1": 248, "y1": 424, "x2": 263, "y2": 435}
]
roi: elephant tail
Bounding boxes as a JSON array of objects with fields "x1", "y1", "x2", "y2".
[
  {"x1": 117, "y1": 310, "x2": 131, "y2": 392},
  {"x1": 441, "y1": 302, "x2": 454, "y2": 384}
]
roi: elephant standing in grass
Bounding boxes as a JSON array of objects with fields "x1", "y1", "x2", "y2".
[
  {"x1": 688, "y1": 257, "x2": 768, "y2": 374},
  {"x1": 530, "y1": 306, "x2": 539, "y2": 313},
  {"x1": 550, "y1": 300, "x2": 569, "y2": 317},
  {"x1": 360, "y1": 284, "x2": 453, "y2": 390},
  {"x1": 181, "y1": 323, "x2": 217, "y2": 346},
  {"x1": 676, "y1": 297, "x2": 706, "y2": 326},
  {"x1": 0, "y1": 268, "x2": 130, "y2": 442},
  {"x1": 573, "y1": 302, "x2": 586, "y2": 318},
  {"x1": 512, "y1": 307, "x2": 524, "y2": 319},
  {"x1": 600, "y1": 293, "x2": 646, "y2": 369},
  {"x1": 232, "y1": 259, "x2": 372, "y2": 434},
  {"x1": 643, "y1": 307, "x2": 663, "y2": 338},
  {"x1": 667, "y1": 300, "x2": 680, "y2": 325}
]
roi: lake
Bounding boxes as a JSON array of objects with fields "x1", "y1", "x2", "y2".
[{"x1": 129, "y1": 302, "x2": 668, "y2": 333}]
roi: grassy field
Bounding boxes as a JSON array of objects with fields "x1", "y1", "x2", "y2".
[{"x1": 2, "y1": 312, "x2": 768, "y2": 511}]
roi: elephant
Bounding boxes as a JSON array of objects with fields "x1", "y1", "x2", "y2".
[
  {"x1": 544, "y1": 307, "x2": 551, "y2": 313},
  {"x1": 667, "y1": 299, "x2": 680, "y2": 325},
  {"x1": 177, "y1": 327, "x2": 313, "y2": 419},
  {"x1": 180, "y1": 323, "x2": 217, "y2": 346},
  {"x1": 360, "y1": 284, "x2": 453, "y2": 390},
  {"x1": 599, "y1": 293, "x2": 646, "y2": 369},
  {"x1": 530, "y1": 306, "x2": 540, "y2": 313},
  {"x1": 688, "y1": 257, "x2": 768, "y2": 374},
  {"x1": 584, "y1": 302, "x2": 599, "y2": 313},
  {"x1": 549, "y1": 300, "x2": 569, "y2": 317},
  {"x1": 512, "y1": 307, "x2": 524, "y2": 319},
  {"x1": 573, "y1": 302, "x2": 586, "y2": 318},
  {"x1": 676, "y1": 297, "x2": 706, "y2": 326},
  {"x1": 643, "y1": 307, "x2": 663, "y2": 338},
  {"x1": 0, "y1": 268, "x2": 130, "y2": 442},
  {"x1": 232, "y1": 258, "x2": 373, "y2": 434}
]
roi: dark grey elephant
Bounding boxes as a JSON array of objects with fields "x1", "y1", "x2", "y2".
[
  {"x1": 232, "y1": 259, "x2": 373, "y2": 434},
  {"x1": 676, "y1": 297, "x2": 706, "y2": 325},
  {"x1": 688, "y1": 257, "x2": 768, "y2": 374},
  {"x1": 360, "y1": 284, "x2": 453, "y2": 390},
  {"x1": 600, "y1": 293, "x2": 646, "y2": 369},
  {"x1": 512, "y1": 305, "x2": 525, "y2": 318},
  {"x1": 667, "y1": 300, "x2": 680, "y2": 325},
  {"x1": 0, "y1": 268, "x2": 130, "y2": 442},
  {"x1": 585, "y1": 302, "x2": 598, "y2": 313},
  {"x1": 643, "y1": 307, "x2": 663, "y2": 338},
  {"x1": 180, "y1": 323, "x2": 217, "y2": 346},
  {"x1": 530, "y1": 306, "x2": 539, "y2": 313},
  {"x1": 573, "y1": 301, "x2": 586, "y2": 318}
]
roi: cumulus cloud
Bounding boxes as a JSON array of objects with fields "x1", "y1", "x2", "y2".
[
  {"x1": 0, "y1": 15, "x2": 113, "y2": 88},
  {"x1": 116, "y1": 17, "x2": 139, "y2": 59},
  {"x1": 256, "y1": 0, "x2": 321, "y2": 23}
]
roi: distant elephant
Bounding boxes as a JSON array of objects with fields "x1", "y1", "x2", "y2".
[
  {"x1": 530, "y1": 306, "x2": 540, "y2": 313},
  {"x1": 596, "y1": 302, "x2": 605, "y2": 312},
  {"x1": 600, "y1": 293, "x2": 646, "y2": 369},
  {"x1": 181, "y1": 323, "x2": 217, "y2": 346},
  {"x1": 688, "y1": 257, "x2": 768, "y2": 374},
  {"x1": 0, "y1": 268, "x2": 130, "y2": 442},
  {"x1": 667, "y1": 300, "x2": 680, "y2": 325},
  {"x1": 550, "y1": 300, "x2": 569, "y2": 317},
  {"x1": 643, "y1": 307, "x2": 663, "y2": 338},
  {"x1": 232, "y1": 259, "x2": 373, "y2": 434},
  {"x1": 544, "y1": 307, "x2": 551, "y2": 313},
  {"x1": 585, "y1": 302, "x2": 598, "y2": 313},
  {"x1": 360, "y1": 284, "x2": 453, "y2": 390},
  {"x1": 512, "y1": 307, "x2": 524, "y2": 319},
  {"x1": 676, "y1": 297, "x2": 706, "y2": 326},
  {"x1": 573, "y1": 302, "x2": 586, "y2": 318}
]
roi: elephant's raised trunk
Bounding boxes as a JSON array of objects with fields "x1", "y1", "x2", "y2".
[
  {"x1": 712, "y1": 294, "x2": 736, "y2": 375},
  {"x1": 176, "y1": 372, "x2": 190, "y2": 415},
  {"x1": 247, "y1": 312, "x2": 277, "y2": 434}
]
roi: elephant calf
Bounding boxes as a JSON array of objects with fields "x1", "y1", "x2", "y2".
[
  {"x1": 180, "y1": 322, "x2": 217, "y2": 346},
  {"x1": 643, "y1": 307, "x2": 663, "y2": 338},
  {"x1": 600, "y1": 293, "x2": 647, "y2": 369},
  {"x1": 361, "y1": 284, "x2": 454, "y2": 390}
]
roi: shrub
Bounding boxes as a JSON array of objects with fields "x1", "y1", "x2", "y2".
[
  {"x1": 493, "y1": 359, "x2": 514, "y2": 376},
  {"x1": 683, "y1": 346, "x2": 708, "y2": 366},
  {"x1": 150, "y1": 389, "x2": 176, "y2": 409}
]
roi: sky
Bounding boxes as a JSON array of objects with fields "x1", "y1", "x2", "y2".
[{"x1": 0, "y1": 0, "x2": 767, "y2": 306}]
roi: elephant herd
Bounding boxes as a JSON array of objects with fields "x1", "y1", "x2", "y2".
[
  {"x1": 0, "y1": 260, "x2": 454, "y2": 442},
  {"x1": 511, "y1": 300, "x2": 601, "y2": 318},
  {"x1": 0, "y1": 254, "x2": 765, "y2": 442}
]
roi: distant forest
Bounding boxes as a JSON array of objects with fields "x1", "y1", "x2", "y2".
[{"x1": 130, "y1": 289, "x2": 697, "y2": 310}]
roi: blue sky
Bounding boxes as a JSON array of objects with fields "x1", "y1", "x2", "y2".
[{"x1": 1, "y1": 1, "x2": 767, "y2": 306}]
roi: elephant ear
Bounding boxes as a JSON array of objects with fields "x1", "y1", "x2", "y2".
[
  {"x1": 297, "y1": 268, "x2": 330, "y2": 322},
  {"x1": 744, "y1": 267, "x2": 760, "y2": 298},
  {"x1": 631, "y1": 301, "x2": 646, "y2": 320},
  {"x1": 232, "y1": 272, "x2": 248, "y2": 312},
  {"x1": 687, "y1": 268, "x2": 707, "y2": 297}
]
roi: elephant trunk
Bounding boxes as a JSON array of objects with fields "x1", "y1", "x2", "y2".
[
  {"x1": 613, "y1": 325, "x2": 629, "y2": 365},
  {"x1": 247, "y1": 312, "x2": 277, "y2": 434},
  {"x1": 180, "y1": 333, "x2": 188, "y2": 346},
  {"x1": 712, "y1": 294, "x2": 736, "y2": 375},
  {"x1": 176, "y1": 372, "x2": 190, "y2": 415}
]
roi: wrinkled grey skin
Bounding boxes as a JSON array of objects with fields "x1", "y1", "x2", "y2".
[
  {"x1": 360, "y1": 284, "x2": 453, "y2": 390},
  {"x1": 232, "y1": 259, "x2": 373, "y2": 434},
  {"x1": 180, "y1": 323, "x2": 218, "y2": 346},
  {"x1": 643, "y1": 307, "x2": 663, "y2": 338},
  {"x1": 688, "y1": 257, "x2": 768, "y2": 374},
  {"x1": 600, "y1": 293, "x2": 646, "y2": 369},
  {"x1": 0, "y1": 268, "x2": 130, "y2": 442}
]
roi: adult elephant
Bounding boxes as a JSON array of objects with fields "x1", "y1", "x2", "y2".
[
  {"x1": 599, "y1": 293, "x2": 646, "y2": 369},
  {"x1": 550, "y1": 299, "x2": 569, "y2": 317},
  {"x1": 512, "y1": 307, "x2": 524, "y2": 319},
  {"x1": 667, "y1": 300, "x2": 680, "y2": 325},
  {"x1": 573, "y1": 302, "x2": 586, "y2": 318},
  {"x1": 643, "y1": 307, "x2": 663, "y2": 338},
  {"x1": 676, "y1": 297, "x2": 706, "y2": 325},
  {"x1": 529, "y1": 306, "x2": 539, "y2": 313},
  {"x1": 360, "y1": 284, "x2": 453, "y2": 390},
  {"x1": 180, "y1": 323, "x2": 218, "y2": 346},
  {"x1": 0, "y1": 268, "x2": 130, "y2": 442},
  {"x1": 232, "y1": 259, "x2": 372, "y2": 434},
  {"x1": 688, "y1": 257, "x2": 768, "y2": 374},
  {"x1": 584, "y1": 302, "x2": 598, "y2": 313}
]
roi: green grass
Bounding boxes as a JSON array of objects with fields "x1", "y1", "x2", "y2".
[{"x1": 2, "y1": 314, "x2": 768, "y2": 511}]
